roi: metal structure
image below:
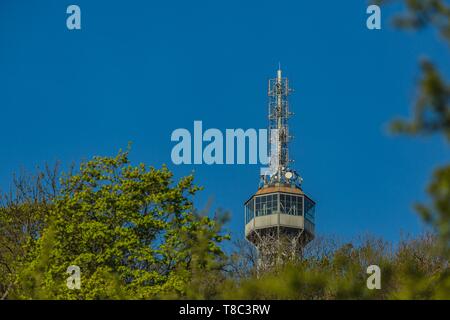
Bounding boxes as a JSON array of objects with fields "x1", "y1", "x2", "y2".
[
  {"x1": 267, "y1": 68, "x2": 293, "y2": 185},
  {"x1": 244, "y1": 68, "x2": 315, "y2": 271}
]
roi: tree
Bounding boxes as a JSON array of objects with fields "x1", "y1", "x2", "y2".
[
  {"x1": 11, "y1": 149, "x2": 228, "y2": 299},
  {"x1": 380, "y1": 0, "x2": 450, "y2": 257},
  {"x1": 0, "y1": 164, "x2": 59, "y2": 300},
  {"x1": 218, "y1": 233, "x2": 448, "y2": 299}
]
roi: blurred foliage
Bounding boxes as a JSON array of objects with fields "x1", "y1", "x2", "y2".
[
  {"x1": 382, "y1": 0, "x2": 450, "y2": 257},
  {"x1": 391, "y1": 60, "x2": 450, "y2": 140},
  {"x1": 378, "y1": 0, "x2": 450, "y2": 40},
  {"x1": 377, "y1": 0, "x2": 449, "y2": 141},
  {"x1": 378, "y1": 1, "x2": 450, "y2": 139}
]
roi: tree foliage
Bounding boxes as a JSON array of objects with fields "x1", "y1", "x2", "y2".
[
  {"x1": 383, "y1": 0, "x2": 450, "y2": 258},
  {"x1": 0, "y1": 164, "x2": 58, "y2": 299},
  {"x1": 218, "y1": 233, "x2": 449, "y2": 300},
  {"x1": 3, "y1": 149, "x2": 228, "y2": 299}
]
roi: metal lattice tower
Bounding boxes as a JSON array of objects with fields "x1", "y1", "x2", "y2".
[
  {"x1": 268, "y1": 68, "x2": 293, "y2": 184},
  {"x1": 244, "y1": 68, "x2": 316, "y2": 272}
]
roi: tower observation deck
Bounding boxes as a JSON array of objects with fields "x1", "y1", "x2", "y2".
[{"x1": 244, "y1": 68, "x2": 315, "y2": 268}]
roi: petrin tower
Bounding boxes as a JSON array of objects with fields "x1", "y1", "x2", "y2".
[{"x1": 244, "y1": 68, "x2": 315, "y2": 270}]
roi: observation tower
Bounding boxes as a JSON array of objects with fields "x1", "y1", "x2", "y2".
[{"x1": 244, "y1": 68, "x2": 315, "y2": 267}]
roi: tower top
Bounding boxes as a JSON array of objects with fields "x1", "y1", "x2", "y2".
[
  {"x1": 260, "y1": 68, "x2": 302, "y2": 189},
  {"x1": 244, "y1": 69, "x2": 316, "y2": 270}
]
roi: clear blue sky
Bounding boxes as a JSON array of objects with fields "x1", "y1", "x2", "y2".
[{"x1": 1, "y1": 1, "x2": 449, "y2": 244}]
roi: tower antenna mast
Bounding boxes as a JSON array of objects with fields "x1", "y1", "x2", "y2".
[{"x1": 265, "y1": 66, "x2": 299, "y2": 186}]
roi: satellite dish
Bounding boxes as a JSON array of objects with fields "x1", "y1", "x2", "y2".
[{"x1": 285, "y1": 172, "x2": 293, "y2": 180}]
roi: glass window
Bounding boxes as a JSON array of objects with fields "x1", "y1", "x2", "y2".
[
  {"x1": 244, "y1": 198, "x2": 255, "y2": 224},
  {"x1": 251, "y1": 194, "x2": 279, "y2": 217},
  {"x1": 248, "y1": 194, "x2": 313, "y2": 217},
  {"x1": 276, "y1": 194, "x2": 304, "y2": 216},
  {"x1": 304, "y1": 197, "x2": 315, "y2": 223},
  {"x1": 298, "y1": 196, "x2": 303, "y2": 216}
]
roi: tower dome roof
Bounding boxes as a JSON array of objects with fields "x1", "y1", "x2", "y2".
[{"x1": 255, "y1": 185, "x2": 304, "y2": 196}]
